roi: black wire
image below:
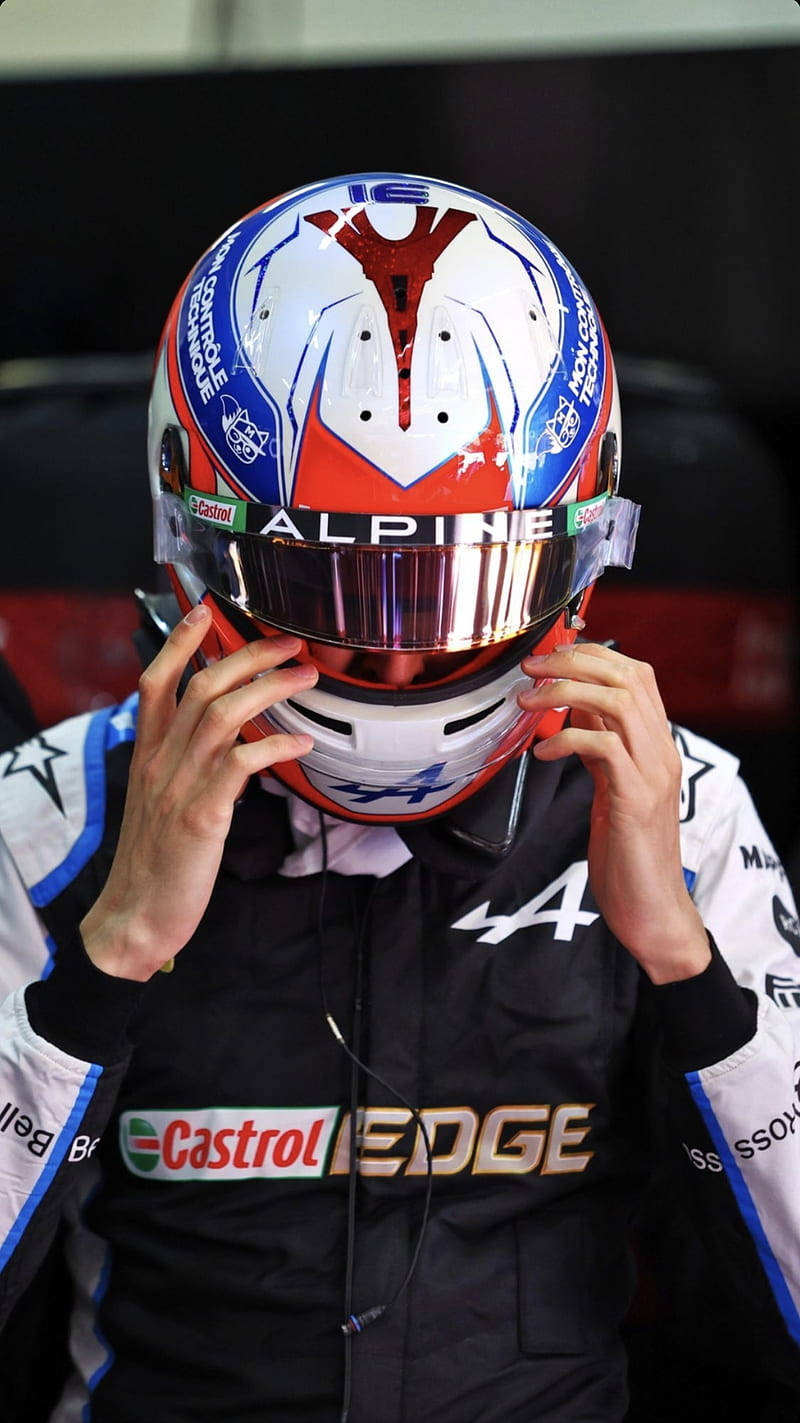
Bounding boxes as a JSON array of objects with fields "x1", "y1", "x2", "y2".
[
  {"x1": 343, "y1": 889, "x2": 364, "y2": 1322},
  {"x1": 315, "y1": 814, "x2": 434, "y2": 1422},
  {"x1": 316, "y1": 814, "x2": 359, "y2": 1422},
  {"x1": 314, "y1": 818, "x2": 346, "y2": 1417},
  {"x1": 342, "y1": 878, "x2": 368, "y2": 1423}
]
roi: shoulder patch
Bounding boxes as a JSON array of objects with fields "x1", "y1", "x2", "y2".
[
  {"x1": 0, "y1": 695, "x2": 138, "y2": 907},
  {"x1": 672, "y1": 724, "x2": 740, "y2": 886}
]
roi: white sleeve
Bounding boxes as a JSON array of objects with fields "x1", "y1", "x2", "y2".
[
  {"x1": 0, "y1": 833, "x2": 52, "y2": 994},
  {"x1": 0, "y1": 835, "x2": 135, "y2": 1321},
  {"x1": 671, "y1": 727, "x2": 800, "y2": 1350}
]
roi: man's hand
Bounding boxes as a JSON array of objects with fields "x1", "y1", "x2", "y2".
[
  {"x1": 518, "y1": 641, "x2": 710, "y2": 985},
  {"x1": 80, "y1": 604, "x2": 316, "y2": 981}
]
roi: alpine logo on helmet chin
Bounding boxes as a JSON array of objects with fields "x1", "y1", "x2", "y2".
[{"x1": 329, "y1": 763, "x2": 456, "y2": 806}]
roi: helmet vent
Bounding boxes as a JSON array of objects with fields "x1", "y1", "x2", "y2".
[
  {"x1": 286, "y1": 699, "x2": 353, "y2": 737},
  {"x1": 344, "y1": 306, "x2": 383, "y2": 397},
  {"x1": 443, "y1": 698, "x2": 504, "y2": 736},
  {"x1": 235, "y1": 287, "x2": 278, "y2": 375},
  {"x1": 428, "y1": 306, "x2": 466, "y2": 399}
]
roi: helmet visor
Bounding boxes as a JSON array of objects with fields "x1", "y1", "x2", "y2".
[{"x1": 155, "y1": 490, "x2": 638, "y2": 652}]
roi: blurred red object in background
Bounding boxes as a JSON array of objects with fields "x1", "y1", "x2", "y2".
[{"x1": 0, "y1": 591, "x2": 141, "y2": 729}]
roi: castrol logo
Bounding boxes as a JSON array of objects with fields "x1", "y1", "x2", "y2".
[
  {"x1": 119, "y1": 1107, "x2": 339, "y2": 1181},
  {"x1": 571, "y1": 497, "x2": 605, "y2": 532},
  {"x1": 187, "y1": 492, "x2": 237, "y2": 527}
]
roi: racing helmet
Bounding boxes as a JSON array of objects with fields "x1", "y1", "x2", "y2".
[{"x1": 148, "y1": 173, "x2": 638, "y2": 823}]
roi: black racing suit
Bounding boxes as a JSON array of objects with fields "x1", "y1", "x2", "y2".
[{"x1": 0, "y1": 696, "x2": 799, "y2": 1421}]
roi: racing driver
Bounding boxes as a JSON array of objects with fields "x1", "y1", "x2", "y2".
[{"x1": 0, "y1": 174, "x2": 799, "y2": 1423}]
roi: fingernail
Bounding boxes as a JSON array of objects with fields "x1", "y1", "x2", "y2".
[
  {"x1": 184, "y1": 604, "x2": 209, "y2": 625},
  {"x1": 523, "y1": 653, "x2": 547, "y2": 664},
  {"x1": 271, "y1": 633, "x2": 302, "y2": 648}
]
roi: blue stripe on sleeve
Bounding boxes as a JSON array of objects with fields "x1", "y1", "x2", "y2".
[
  {"x1": 30, "y1": 696, "x2": 137, "y2": 909},
  {"x1": 687, "y1": 1070, "x2": 800, "y2": 1345},
  {"x1": 0, "y1": 1062, "x2": 102, "y2": 1273}
]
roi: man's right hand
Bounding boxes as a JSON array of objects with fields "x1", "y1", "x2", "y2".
[{"x1": 80, "y1": 603, "x2": 316, "y2": 980}]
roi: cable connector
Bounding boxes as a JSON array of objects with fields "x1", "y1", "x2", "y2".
[
  {"x1": 341, "y1": 1304, "x2": 386, "y2": 1336},
  {"x1": 326, "y1": 1012, "x2": 346, "y2": 1047}
]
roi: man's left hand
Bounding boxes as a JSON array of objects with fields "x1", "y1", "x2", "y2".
[{"x1": 518, "y1": 641, "x2": 711, "y2": 985}]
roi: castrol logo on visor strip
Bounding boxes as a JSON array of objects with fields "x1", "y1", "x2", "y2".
[
  {"x1": 119, "y1": 1107, "x2": 339, "y2": 1180},
  {"x1": 186, "y1": 491, "x2": 244, "y2": 530},
  {"x1": 567, "y1": 494, "x2": 606, "y2": 533}
]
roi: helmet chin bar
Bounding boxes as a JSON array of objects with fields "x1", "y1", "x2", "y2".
[
  {"x1": 260, "y1": 603, "x2": 577, "y2": 824},
  {"x1": 168, "y1": 561, "x2": 579, "y2": 825}
]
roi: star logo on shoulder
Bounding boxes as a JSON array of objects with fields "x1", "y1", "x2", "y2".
[
  {"x1": 672, "y1": 728, "x2": 713, "y2": 824},
  {"x1": 3, "y1": 735, "x2": 68, "y2": 813}
]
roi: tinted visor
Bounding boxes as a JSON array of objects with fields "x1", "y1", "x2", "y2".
[{"x1": 155, "y1": 491, "x2": 638, "y2": 651}]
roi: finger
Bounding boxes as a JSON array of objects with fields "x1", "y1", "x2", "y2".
[
  {"x1": 530, "y1": 708, "x2": 609, "y2": 795},
  {"x1": 522, "y1": 642, "x2": 668, "y2": 721},
  {"x1": 533, "y1": 724, "x2": 637, "y2": 797},
  {"x1": 184, "y1": 731, "x2": 315, "y2": 835},
  {"x1": 174, "y1": 661, "x2": 319, "y2": 783},
  {"x1": 157, "y1": 631, "x2": 307, "y2": 764},
  {"x1": 522, "y1": 645, "x2": 671, "y2": 752},
  {"x1": 534, "y1": 724, "x2": 681, "y2": 830},
  {"x1": 569, "y1": 707, "x2": 606, "y2": 734},
  {"x1": 519, "y1": 676, "x2": 654, "y2": 762},
  {"x1": 134, "y1": 603, "x2": 214, "y2": 760}
]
